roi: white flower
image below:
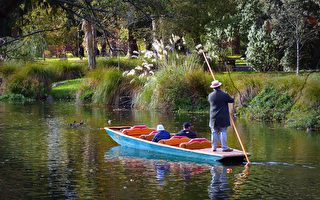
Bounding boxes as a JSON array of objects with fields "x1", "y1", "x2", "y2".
[
  {"x1": 144, "y1": 50, "x2": 154, "y2": 59},
  {"x1": 122, "y1": 71, "x2": 129, "y2": 76},
  {"x1": 127, "y1": 69, "x2": 136, "y2": 76},
  {"x1": 196, "y1": 44, "x2": 203, "y2": 50},
  {"x1": 163, "y1": 49, "x2": 168, "y2": 56},
  {"x1": 144, "y1": 65, "x2": 150, "y2": 70},
  {"x1": 135, "y1": 66, "x2": 143, "y2": 70}
]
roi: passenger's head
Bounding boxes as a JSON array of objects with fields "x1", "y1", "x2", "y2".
[
  {"x1": 157, "y1": 124, "x2": 165, "y2": 131},
  {"x1": 183, "y1": 122, "x2": 192, "y2": 130}
]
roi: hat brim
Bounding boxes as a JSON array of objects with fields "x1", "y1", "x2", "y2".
[{"x1": 210, "y1": 82, "x2": 222, "y2": 88}]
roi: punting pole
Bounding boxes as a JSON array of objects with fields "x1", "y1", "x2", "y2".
[{"x1": 201, "y1": 49, "x2": 250, "y2": 164}]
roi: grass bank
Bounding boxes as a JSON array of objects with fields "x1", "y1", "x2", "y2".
[{"x1": 1, "y1": 58, "x2": 319, "y2": 130}]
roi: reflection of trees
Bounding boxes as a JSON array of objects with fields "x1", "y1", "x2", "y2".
[{"x1": 47, "y1": 117, "x2": 76, "y2": 198}]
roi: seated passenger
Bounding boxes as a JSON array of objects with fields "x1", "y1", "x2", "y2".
[
  {"x1": 152, "y1": 124, "x2": 171, "y2": 143},
  {"x1": 175, "y1": 122, "x2": 197, "y2": 139}
]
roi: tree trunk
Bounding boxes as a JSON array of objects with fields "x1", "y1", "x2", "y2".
[
  {"x1": 296, "y1": 40, "x2": 300, "y2": 75},
  {"x1": 82, "y1": 20, "x2": 96, "y2": 69},
  {"x1": 151, "y1": 16, "x2": 157, "y2": 42},
  {"x1": 233, "y1": 33, "x2": 241, "y2": 55},
  {"x1": 127, "y1": 26, "x2": 138, "y2": 58}
]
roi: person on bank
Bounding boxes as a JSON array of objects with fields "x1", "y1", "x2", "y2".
[
  {"x1": 175, "y1": 122, "x2": 197, "y2": 139},
  {"x1": 152, "y1": 124, "x2": 171, "y2": 142},
  {"x1": 208, "y1": 80, "x2": 234, "y2": 152}
]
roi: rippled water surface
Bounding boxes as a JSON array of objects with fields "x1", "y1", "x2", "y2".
[{"x1": 0, "y1": 102, "x2": 319, "y2": 199}]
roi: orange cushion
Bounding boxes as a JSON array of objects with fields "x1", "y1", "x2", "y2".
[
  {"x1": 159, "y1": 136, "x2": 191, "y2": 146},
  {"x1": 122, "y1": 125, "x2": 156, "y2": 136},
  {"x1": 139, "y1": 131, "x2": 157, "y2": 141},
  {"x1": 179, "y1": 138, "x2": 212, "y2": 149}
]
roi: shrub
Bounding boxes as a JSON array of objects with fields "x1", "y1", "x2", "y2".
[
  {"x1": 78, "y1": 68, "x2": 131, "y2": 106},
  {"x1": 48, "y1": 61, "x2": 86, "y2": 81},
  {"x1": 7, "y1": 64, "x2": 53, "y2": 99},
  {"x1": 96, "y1": 57, "x2": 144, "y2": 71},
  {"x1": 244, "y1": 86, "x2": 294, "y2": 121},
  {"x1": 0, "y1": 62, "x2": 20, "y2": 78},
  {"x1": 134, "y1": 55, "x2": 208, "y2": 111},
  {"x1": 287, "y1": 107, "x2": 320, "y2": 130},
  {"x1": 0, "y1": 93, "x2": 34, "y2": 103}
]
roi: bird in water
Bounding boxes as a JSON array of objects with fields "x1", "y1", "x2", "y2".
[{"x1": 69, "y1": 120, "x2": 85, "y2": 128}]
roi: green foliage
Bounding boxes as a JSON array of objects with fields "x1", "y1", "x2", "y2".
[
  {"x1": 270, "y1": 0, "x2": 320, "y2": 73},
  {"x1": 0, "y1": 62, "x2": 20, "y2": 78},
  {"x1": 0, "y1": 93, "x2": 34, "y2": 103},
  {"x1": 47, "y1": 61, "x2": 86, "y2": 81},
  {"x1": 96, "y1": 57, "x2": 144, "y2": 71},
  {"x1": 0, "y1": 34, "x2": 47, "y2": 61},
  {"x1": 134, "y1": 55, "x2": 208, "y2": 111},
  {"x1": 77, "y1": 68, "x2": 125, "y2": 105},
  {"x1": 287, "y1": 107, "x2": 320, "y2": 130},
  {"x1": 246, "y1": 24, "x2": 280, "y2": 71},
  {"x1": 7, "y1": 64, "x2": 53, "y2": 99},
  {"x1": 79, "y1": 86, "x2": 94, "y2": 103},
  {"x1": 92, "y1": 70, "x2": 123, "y2": 104},
  {"x1": 244, "y1": 86, "x2": 294, "y2": 121},
  {"x1": 51, "y1": 79, "x2": 83, "y2": 100}
]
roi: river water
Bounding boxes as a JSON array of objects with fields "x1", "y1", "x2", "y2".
[{"x1": 0, "y1": 102, "x2": 319, "y2": 199}]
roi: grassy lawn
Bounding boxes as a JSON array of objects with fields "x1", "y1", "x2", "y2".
[{"x1": 51, "y1": 78, "x2": 84, "y2": 100}]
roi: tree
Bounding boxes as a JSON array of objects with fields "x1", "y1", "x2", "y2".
[
  {"x1": 246, "y1": 23, "x2": 280, "y2": 71},
  {"x1": 270, "y1": 0, "x2": 320, "y2": 75}
]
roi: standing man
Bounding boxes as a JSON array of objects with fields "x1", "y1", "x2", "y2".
[{"x1": 208, "y1": 80, "x2": 234, "y2": 152}]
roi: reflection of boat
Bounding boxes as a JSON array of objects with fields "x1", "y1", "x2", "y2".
[
  {"x1": 106, "y1": 146, "x2": 212, "y2": 182},
  {"x1": 104, "y1": 126, "x2": 248, "y2": 164},
  {"x1": 107, "y1": 146, "x2": 221, "y2": 165}
]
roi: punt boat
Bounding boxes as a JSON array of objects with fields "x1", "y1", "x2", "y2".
[{"x1": 104, "y1": 125, "x2": 249, "y2": 164}]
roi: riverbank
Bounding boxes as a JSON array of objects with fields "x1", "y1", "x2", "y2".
[{"x1": 0, "y1": 59, "x2": 319, "y2": 130}]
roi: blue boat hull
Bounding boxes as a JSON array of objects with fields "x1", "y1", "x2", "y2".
[{"x1": 104, "y1": 127, "x2": 246, "y2": 164}]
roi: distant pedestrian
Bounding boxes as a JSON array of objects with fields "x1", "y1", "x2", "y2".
[
  {"x1": 208, "y1": 80, "x2": 234, "y2": 152},
  {"x1": 78, "y1": 44, "x2": 84, "y2": 60}
]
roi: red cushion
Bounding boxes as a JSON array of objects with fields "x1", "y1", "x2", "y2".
[
  {"x1": 132, "y1": 125, "x2": 147, "y2": 129},
  {"x1": 171, "y1": 136, "x2": 188, "y2": 139},
  {"x1": 189, "y1": 138, "x2": 209, "y2": 143}
]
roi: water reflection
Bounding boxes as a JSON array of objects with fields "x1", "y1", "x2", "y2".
[
  {"x1": 1, "y1": 102, "x2": 320, "y2": 199},
  {"x1": 106, "y1": 145, "x2": 252, "y2": 199},
  {"x1": 47, "y1": 117, "x2": 77, "y2": 199},
  {"x1": 154, "y1": 161, "x2": 170, "y2": 185},
  {"x1": 208, "y1": 166, "x2": 230, "y2": 199},
  {"x1": 106, "y1": 146, "x2": 213, "y2": 182}
]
